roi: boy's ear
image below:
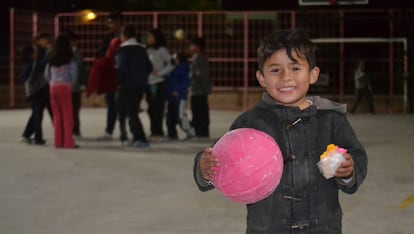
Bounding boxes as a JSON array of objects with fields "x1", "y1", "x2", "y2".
[
  {"x1": 256, "y1": 70, "x2": 266, "y2": 88},
  {"x1": 309, "y1": 66, "x2": 320, "y2": 85}
]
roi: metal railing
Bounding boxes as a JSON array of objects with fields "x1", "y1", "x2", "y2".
[{"x1": 7, "y1": 8, "x2": 413, "y2": 112}]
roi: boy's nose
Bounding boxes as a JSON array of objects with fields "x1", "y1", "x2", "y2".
[{"x1": 280, "y1": 71, "x2": 292, "y2": 82}]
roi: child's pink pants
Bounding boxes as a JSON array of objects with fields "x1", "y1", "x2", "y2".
[{"x1": 50, "y1": 84, "x2": 75, "y2": 148}]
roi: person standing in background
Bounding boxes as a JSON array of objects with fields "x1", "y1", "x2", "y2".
[
  {"x1": 20, "y1": 45, "x2": 47, "y2": 145},
  {"x1": 34, "y1": 33, "x2": 54, "y2": 121},
  {"x1": 115, "y1": 25, "x2": 153, "y2": 148},
  {"x1": 350, "y1": 60, "x2": 375, "y2": 114},
  {"x1": 166, "y1": 52, "x2": 195, "y2": 140},
  {"x1": 189, "y1": 37, "x2": 211, "y2": 139},
  {"x1": 66, "y1": 31, "x2": 87, "y2": 139},
  {"x1": 87, "y1": 11, "x2": 123, "y2": 141},
  {"x1": 145, "y1": 28, "x2": 174, "y2": 142},
  {"x1": 44, "y1": 35, "x2": 78, "y2": 149}
]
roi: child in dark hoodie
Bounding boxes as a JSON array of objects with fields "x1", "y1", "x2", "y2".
[
  {"x1": 115, "y1": 25, "x2": 153, "y2": 148},
  {"x1": 20, "y1": 45, "x2": 48, "y2": 145},
  {"x1": 166, "y1": 52, "x2": 195, "y2": 140}
]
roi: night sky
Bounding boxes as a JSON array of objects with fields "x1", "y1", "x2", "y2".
[{"x1": 1, "y1": 0, "x2": 414, "y2": 56}]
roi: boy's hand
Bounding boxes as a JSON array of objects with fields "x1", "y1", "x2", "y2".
[
  {"x1": 335, "y1": 153, "x2": 354, "y2": 178},
  {"x1": 199, "y1": 147, "x2": 220, "y2": 181}
]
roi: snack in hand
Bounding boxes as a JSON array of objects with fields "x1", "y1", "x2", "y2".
[{"x1": 317, "y1": 144, "x2": 347, "y2": 179}]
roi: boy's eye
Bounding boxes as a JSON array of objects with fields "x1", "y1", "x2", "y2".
[
  {"x1": 292, "y1": 66, "x2": 300, "y2": 71},
  {"x1": 270, "y1": 68, "x2": 280, "y2": 73}
]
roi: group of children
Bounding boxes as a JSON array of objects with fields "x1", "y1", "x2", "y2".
[
  {"x1": 20, "y1": 11, "x2": 211, "y2": 149},
  {"x1": 86, "y1": 11, "x2": 211, "y2": 149},
  {"x1": 20, "y1": 32, "x2": 86, "y2": 148}
]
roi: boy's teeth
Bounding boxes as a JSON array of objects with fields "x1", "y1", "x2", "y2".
[{"x1": 279, "y1": 87, "x2": 294, "y2": 92}]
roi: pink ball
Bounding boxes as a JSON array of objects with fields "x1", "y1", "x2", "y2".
[{"x1": 211, "y1": 128, "x2": 284, "y2": 204}]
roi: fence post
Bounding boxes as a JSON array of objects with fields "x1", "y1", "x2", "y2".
[
  {"x1": 197, "y1": 12, "x2": 203, "y2": 37},
  {"x1": 152, "y1": 12, "x2": 158, "y2": 29},
  {"x1": 54, "y1": 15, "x2": 59, "y2": 38},
  {"x1": 9, "y1": 8, "x2": 15, "y2": 108},
  {"x1": 32, "y1": 12, "x2": 38, "y2": 38},
  {"x1": 290, "y1": 11, "x2": 296, "y2": 29},
  {"x1": 242, "y1": 12, "x2": 249, "y2": 111}
]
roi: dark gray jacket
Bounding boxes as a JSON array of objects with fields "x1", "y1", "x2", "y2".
[
  {"x1": 190, "y1": 53, "x2": 211, "y2": 96},
  {"x1": 193, "y1": 93, "x2": 368, "y2": 234}
]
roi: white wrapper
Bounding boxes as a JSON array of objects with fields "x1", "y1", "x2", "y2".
[{"x1": 317, "y1": 151, "x2": 345, "y2": 179}]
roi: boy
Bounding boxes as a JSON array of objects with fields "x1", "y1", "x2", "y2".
[
  {"x1": 20, "y1": 45, "x2": 47, "y2": 145},
  {"x1": 193, "y1": 29, "x2": 368, "y2": 233},
  {"x1": 189, "y1": 37, "x2": 211, "y2": 138},
  {"x1": 66, "y1": 31, "x2": 87, "y2": 139},
  {"x1": 115, "y1": 25, "x2": 153, "y2": 148},
  {"x1": 89, "y1": 11, "x2": 123, "y2": 141},
  {"x1": 166, "y1": 52, "x2": 195, "y2": 140}
]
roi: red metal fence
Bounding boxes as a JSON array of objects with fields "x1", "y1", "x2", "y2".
[{"x1": 7, "y1": 8, "x2": 414, "y2": 112}]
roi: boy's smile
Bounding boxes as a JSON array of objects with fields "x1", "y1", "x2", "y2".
[{"x1": 256, "y1": 49, "x2": 320, "y2": 110}]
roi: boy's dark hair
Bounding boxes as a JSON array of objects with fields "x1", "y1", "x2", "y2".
[
  {"x1": 63, "y1": 30, "x2": 78, "y2": 42},
  {"x1": 21, "y1": 45, "x2": 35, "y2": 63},
  {"x1": 107, "y1": 11, "x2": 123, "y2": 23},
  {"x1": 121, "y1": 25, "x2": 136, "y2": 39},
  {"x1": 148, "y1": 28, "x2": 167, "y2": 48},
  {"x1": 175, "y1": 51, "x2": 188, "y2": 64},
  {"x1": 47, "y1": 34, "x2": 73, "y2": 66},
  {"x1": 191, "y1": 37, "x2": 205, "y2": 52},
  {"x1": 257, "y1": 28, "x2": 317, "y2": 71}
]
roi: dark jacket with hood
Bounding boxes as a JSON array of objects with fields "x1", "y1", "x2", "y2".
[
  {"x1": 115, "y1": 38, "x2": 153, "y2": 89},
  {"x1": 193, "y1": 93, "x2": 368, "y2": 234}
]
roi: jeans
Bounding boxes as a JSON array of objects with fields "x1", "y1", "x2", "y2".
[
  {"x1": 118, "y1": 87, "x2": 147, "y2": 142},
  {"x1": 72, "y1": 91, "x2": 81, "y2": 136},
  {"x1": 22, "y1": 88, "x2": 46, "y2": 141},
  {"x1": 105, "y1": 92, "x2": 117, "y2": 135},
  {"x1": 191, "y1": 95, "x2": 210, "y2": 137},
  {"x1": 146, "y1": 82, "x2": 166, "y2": 136}
]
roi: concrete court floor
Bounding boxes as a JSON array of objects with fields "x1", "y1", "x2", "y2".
[{"x1": 0, "y1": 108, "x2": 413, "y2": 234}]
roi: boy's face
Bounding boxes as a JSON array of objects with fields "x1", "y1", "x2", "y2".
[
  {"x1": 37, "y1": 38, "x2": 50, "y2": 49},
  {"x1": 120, "y1": 34, "x2": 128, "y2": 43},
  {"x1": 146, "y1": 33, "x2": 155, "y2": 46},
  {"x1": 189, "y1": 44, "x2": 199, "y2": 54},
  {"x1": 256, "y1": 49, "x2": 319, "y2": 110}
]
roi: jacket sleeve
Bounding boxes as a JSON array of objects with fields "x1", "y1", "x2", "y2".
[
  {"x1": 193, "y1": 151, "x2": 215, "y2": 192},
  {"x1": 20, "y1": 62, "x2": 34, "y2": 82},
  {"x1": 115, "y1": 49, "x2": 126, "y2": 86},
  {"x1": 144, "y1": 49, "x2": 153, "y2": 78},
  {"x1": 69, "y1": 61, "x2": 78, "y2": 85},
  {"x1": 192, "y1": 55, "x2": 211, "y2": 94},
  {"x1": 332, "y1": 114, "x2": 368, "y2": 194},
  {"x1": 44, "y1": 64, "x2": 51, "y2": 82},
  {"x1": 157, "y1": 48, "x2": 174, "y2": 77}
]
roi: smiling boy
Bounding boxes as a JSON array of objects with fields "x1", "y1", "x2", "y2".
[{"x1": 193, "y1": 29, "x2": 368, "y2": 233}]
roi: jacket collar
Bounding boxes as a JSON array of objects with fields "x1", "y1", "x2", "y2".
[
  {"x1": 120, "y1": 38, "x2": 145, "y2": 47},
  {"x1": 261, "y1": 92, "x2": 346, "y2": 114}
]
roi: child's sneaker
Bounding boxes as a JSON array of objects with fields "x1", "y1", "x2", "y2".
[
  {"x1": 96, "y1": 132, "x2": 113, "y2": 141},
  {"x1": 22, "y1": 136, "x2": 32, "y2": 144},
  {"x1": 33, "y1": 139, "x2": 46, "y2": 145},
  {"x1": 132, "y1": 141, "x2": 150, "y2": 149}
]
